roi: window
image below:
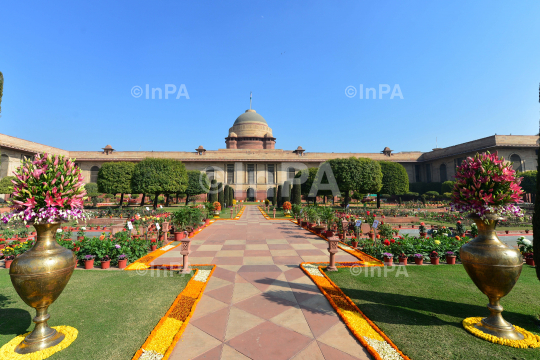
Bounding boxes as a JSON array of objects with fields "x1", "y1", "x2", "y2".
[
  {"x1": 247, "y1": 188, "x2": 255, "y2": 201},
  {"x1": 90, "y1": 166, "x2": 100, "y2": 183},
  {"x1": 247, "y1": 164, "x2": 255, "y2": 184},
  {"x1": 426, "y1": 164, "x2": 431, "y2": 183},
  {"x1": 226, "y1": 164, "x2": 234, "y2": 184},
  {"x1": 0, "y1": 154, "x2": 9, "y2": 178},
  {"x1": 415, "y1": 165, "x2": 421, "y2": 182},
  {"x1": 267, "y1": 164, "x2": 275, "y2": 184},
  {"x1": 206, "y1": 167, "x2": 214, "y2": 181},
  {"x1": 510, "y1": 154, "x2": 522, "y2": 172},
  {"x1": 287, "y1": 167, "x2": 296, "y2": 180},
  {"x1": 440, "y1": 164, "x2": 447, "y2": 182}
]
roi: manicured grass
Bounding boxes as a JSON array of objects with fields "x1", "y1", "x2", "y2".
[
  {"x1": 0, "y1": 269, "x2": 190, "y2": 360},
  {"x1": 326, "y1": 265, "x2": 540, "y2": 360}
]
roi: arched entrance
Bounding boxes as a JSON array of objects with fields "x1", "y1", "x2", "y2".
[
  {"x1": 247, "y1": 188, "x2": 255, "y2": 202},
  {"x1": 510, "y1": 154, "x2": 522, "y2": 172},
  {"x1": 267, "y1": 187, "x2": 274, "y2": 200}
]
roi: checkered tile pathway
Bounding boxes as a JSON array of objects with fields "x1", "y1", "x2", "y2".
[{"x1": 152, "y1": 206, "x2": 371, "y2": 360}]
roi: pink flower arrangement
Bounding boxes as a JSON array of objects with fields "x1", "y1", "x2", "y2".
[
  {"x1": 451, "y1": 152, "x2": 523, "y2": 220},
  {"x1": 2, "y1": 153, "x2": 88, "y2": 224}
]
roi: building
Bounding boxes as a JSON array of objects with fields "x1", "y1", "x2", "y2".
[{"x1": 0, "y1": 109, "x2": 537, "y2": 201}]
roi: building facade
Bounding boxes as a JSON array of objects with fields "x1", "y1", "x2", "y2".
[{"x1": 1, "y1": 109, "x2": 538, "y2": 201}]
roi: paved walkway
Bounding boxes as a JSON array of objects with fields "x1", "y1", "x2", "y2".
[{"x1": 153, "y1": 206, "x2": 371, "y2": 360}]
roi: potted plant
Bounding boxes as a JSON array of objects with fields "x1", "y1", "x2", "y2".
[
  {"x1": 350, "y1": 236, "x2": 358, "y2": 248},
  {"x1": 118, "y1": 254, "x2": 128, "y2": 269},
  {"x1": 430, "y1": 251, "x2": 439, "y2": 265},
  {"x1": 213, "y1": 201, "x2": 221, "y2": 218},
  {"x1": 517, "y1": 237, "x2": 534, "y2": 266},
  {"x1": 383, "y1": 252, "x2": 393, "y2": 265},
  {"x1": 283, "y1": 201, "x2": 292, "y2": 217},
  {"x1": 77, "y1": 228, "x2": 86, "y2": 241},
  {"x1": 368, "y1": 229, "x2": 375, "y2": 240},
  {"x1": 445, "y1": 251, "x2": 457, "y2": 265},
  {"x1": 150, "y1": 239, "x2": 158, "y2": 252},
  {"x1": 418, "y1": 222, "x2": 427, "y2": 237},
  {"x1": 398, "y1": 253, "x2": 408, "y2": 265},
  {"x1": 456, "y1": 220, "x2": 465, "y2": 237},
  {"x1": 414, "y1": 253, "x2": 424, "y2": 265},
  {"x1": 3, "y1": 246, "x2": 17, "y2": 269},
  {"x1": 84, "y1": 254, "x2": 95, "y2": 269},
  {"x1": 100, "y1": 255, "x2": 111, "y2": 269}
]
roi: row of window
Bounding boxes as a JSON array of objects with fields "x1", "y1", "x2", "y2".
[
  {"x1": 206, "y1": 165, "x2": 296, "y2": 184},
  {"x1": 415, "y1": 154, "x2": 524, "y2": 183}
]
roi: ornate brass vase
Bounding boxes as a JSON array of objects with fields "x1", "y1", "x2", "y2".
[
  {"x1": 460, "y1": 214, "x2": 524, "y2": 340},
  {"x1": 9, "y1": 222, "x2": 75, "y2": 354}
]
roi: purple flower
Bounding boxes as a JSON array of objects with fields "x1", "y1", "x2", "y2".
[{"x1": 115, "y1": 244, "x2": 121, "y2": 249}]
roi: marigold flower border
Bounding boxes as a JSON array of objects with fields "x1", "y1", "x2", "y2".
[
  {"x1": 462, "y1": 317, "x2": 540, "y2": 348},
  {"x1": 0, "y1": 326, "x2": 78, "y2": 360},
  {"x1": 300, "y1": 262, "x2": 411, "y2": 360},
  {"x1": 130, "y1": 265, "x2": 216, "y2": 360}
]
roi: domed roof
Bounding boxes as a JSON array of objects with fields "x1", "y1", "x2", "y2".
[
  {"x1": 233, "y1": 110, "x2": 267, "y2": 126},
  {"x1": 229, "y1": 132, "x2": 237, "y2": 137}
]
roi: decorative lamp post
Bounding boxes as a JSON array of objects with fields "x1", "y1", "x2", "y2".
[
  {"x1": 273, "y1": 208, "x2": 276, "y2": 218},
  {"x1": 180, "y1": 233, "x2": 191, "y2": 274},
  {"x1": 162, "y1": 221, "x2": 170, "y2": 243},
  {"x1": 327, "y1": 236, "x2": 339, "y2": 271},
  {"x1": 230, "y1": 208, "x2": 233, "y2": 218}
]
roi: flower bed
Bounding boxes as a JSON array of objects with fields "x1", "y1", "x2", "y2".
[
  {"x1": 131, "y1": 265, "x2": 215, "y2": 360},
  {"x1": 301, "y1": 263, "x2": 409, "y2": 360}
]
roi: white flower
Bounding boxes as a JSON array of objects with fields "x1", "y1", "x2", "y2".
[
  {"x1": 522, "y1": 239, "x2": 532, "y2": 246},
  {"x1": 363, "y1": 337, "x2": 402, "y2": 360},
  {"x1": 303, "y1": 264, "x2": 323, "y2": 277},
  {"x1": 57, "y1": 229, "x2": 63, "y2": 233},
  {"x1": 194, "y1": 270, "x2": 211, "y2": 282},
  {"x1": 81, "y1": 227, "x2": 86, "y2": 230}
]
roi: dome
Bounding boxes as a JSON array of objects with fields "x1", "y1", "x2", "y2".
[
  {"x1": 229, "y1": 132, "x2": 237, "y2": 137},
  {"x1": 233, "y1": 110, "x2": 268, "y2": 126}
]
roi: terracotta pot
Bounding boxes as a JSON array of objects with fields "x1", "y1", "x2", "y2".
[
  {"x1": 414, "y1": 258, "x2": 423, "y2": 265},
  {"x1": 5, "y1": 260, "x2": 13, "y2": 269},
  {"x1": 398, "y1": 257, "x2": 408, "y2": 265},
  {"x1": 159, "y1": 234, "x2": 164, "y2": 241},
  {"x1": 525, "y1": 257, "x2": 535, "y2": 266},
  {"x1": 77, "y1": 236, "x2": 84, "y2": 241},
  {"x1": 420, "y1": 232, "x2": 426, "y2": 238},
  {"x1": 525, "y1": 230, "x2": 530, "y2": 234},
  {"x1": 383, "y1": 257, "x2": 393, "y2": 265},
  {"x1": 338, "y1": 234, "x2": 344, "y2": 240},
  {"x1": 446, "y1": 255, "x2": 456, "y2": 265},
  {"x1": 505, "y1": 230, "x2": 509, "y2": 234},
  {"x1": 74, "y1": 259, "x2": 78, "y2": 268},
  {"x1": 325, "y1": 230, "x2": 335, "y2": 238},
  {"x1": 174, "y1": 232, "x2": 185, "y2": 241},
  {"x1": 101, "y1": 260, "x2": 111, "y2": 269},
  {"x1": 151, "y1": 245, "x2": 157, "y2": 251},
  {"x1": 351, "y1": 241, "x2": 358, "y2": 248},
  {"x1": 118, "y1": 259, "x2": 128, "y2": 269},
  {"x1": 368, "y1": 233, "x2": 374, "y2": 240},
  {"x1": 84, "y1": 259, "x2": 94, "y2": 269},
  {"x1": 430, "y1": 256, "x2": 439, "y2": 265},
  {"x1": 205, "y1": 219, "x2": 210, "y2": 225},
  {"x1": 188, "y1": 231, "x2": 194, "y2": 237},
  {"x1": 398, "y1": 224, "x2": 402, "y2": 229}
]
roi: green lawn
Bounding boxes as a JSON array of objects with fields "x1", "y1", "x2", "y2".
[
  {"x1": 0, "y1": 269, "x2": 190, "y2": 360},
  {"x1": 326, "y1": 265, "x2": 540, "y2": 360}
]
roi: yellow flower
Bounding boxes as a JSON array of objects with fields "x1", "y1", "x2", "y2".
[
  {"x1": 434, "y1": 240, "x2": 441, "y2": 245},
  {"x1": 144, "y1": 317, "x2": 183, "y2": 354}
]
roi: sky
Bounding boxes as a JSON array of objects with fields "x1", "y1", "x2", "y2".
[{"x1": 1, "y1": 0, "x2": 540, "y2": 154}]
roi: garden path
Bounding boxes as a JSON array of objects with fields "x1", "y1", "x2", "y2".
[{"x1": 151, "y1": 206, "x2": 371, "y2": 360}]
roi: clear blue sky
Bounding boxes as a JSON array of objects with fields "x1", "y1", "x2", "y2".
[{"x1": 1, "y1": 1, "x2": 539, "y2": 153}]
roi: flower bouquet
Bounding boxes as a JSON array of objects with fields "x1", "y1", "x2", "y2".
[
  {"x1": 283, "y1": 201, "x2": 292, "y2": 216},
  {"x1": 451, "y1": 152, "x2": 523, "y2": 220},
  {"x1": 1, "y1": 153, "x2": 88, "y2": 224}
]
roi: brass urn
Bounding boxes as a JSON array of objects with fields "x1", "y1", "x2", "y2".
[
  {"x1": 460, "y1": 214, "x2": 524, "y2": 340},
  {"x1": 9, "y1": 222, "x2": 76, "y2": 354}
]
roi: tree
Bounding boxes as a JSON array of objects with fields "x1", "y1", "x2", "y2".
[
  {"x1": 218, "y1": 182, "x2": 224, "y2": 209},
  {"x1": 208, "y1": 179, "x2": 218, "y2": 203},
  {"x1": 84, "y1": 182, "x2": 101, "y2": 207},
  {"x1": 97, "y1": 162, "x2": 135, "y2": 209},
  {"x1": 326, "y1": 157, "x2": 382, "y2": 206},
  {"x1": 292, "y1": 181, "x2": 301, "y2": 205},
  {"x1": 272, "y1": 186, "x2": 277, "y2": 206},
  {"x1": 276, "y1": 185, "x2": 283, "y2": 208},
  {"x1": 519, "y1": 171, "x2": 536, "y2": 194},
  {"x1": 441, "y1": 180, "x2": 456, "y2": 194},
  {"x1": 228, "y1": 186, "x2": 233, "y2": 207},
  {"x1": 295, "y1": 168, "x2": 318, "y2": 204},
  {"x1": 131, "y1": 158, "x2": 188, "y2": 209},
  {"x1": 282, "y1": 181, "x2": 291, "y2": 203},
  {"x1": 184, "y1": 170, "x2": 210, "y2": 205},
  {"x1": 224, "y1": 185, "x2": 230, "y2": 207},
  {"x1": 377, "y1": 161, "x2": 409, "y2": 208},
  {"x1": 0, "y1": 176, "x2": 15, "y2": 195}
]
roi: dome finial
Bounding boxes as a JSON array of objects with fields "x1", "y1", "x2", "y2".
[{"x1": 250, "y1": 91, "x2": 252, "y2": 110}]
